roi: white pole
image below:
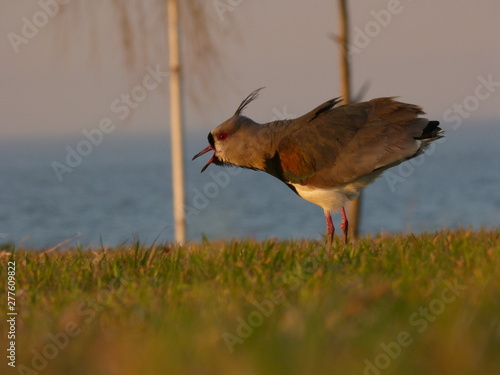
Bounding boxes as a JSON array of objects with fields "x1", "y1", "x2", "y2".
[{"x1": 167, "y1": 0, "x2": 186, "y2": 244}]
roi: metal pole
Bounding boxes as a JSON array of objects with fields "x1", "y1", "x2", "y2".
[
  {"x1": 167, "y1": 0, "x2": 186, "y2": 243},
  {"x1": 338, "y1": 0, "x2": 361, "y2": 238}
]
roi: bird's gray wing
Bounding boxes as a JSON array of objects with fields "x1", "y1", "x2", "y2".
[{"x1": 277, "y1": 97, "x2": 430, "y2": 187}]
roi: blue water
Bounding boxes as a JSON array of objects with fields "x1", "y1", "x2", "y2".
[{"x1": 1, "y1": 123, "x2": 499, "y2": 249}]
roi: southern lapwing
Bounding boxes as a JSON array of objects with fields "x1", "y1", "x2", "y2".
[{"x1": 193, "y1": 88, "x2": 443, "y2": 244}]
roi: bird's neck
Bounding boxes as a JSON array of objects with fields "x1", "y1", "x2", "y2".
[{"x1": 239, "y1": 120, "x2": 290, "y2": 171}]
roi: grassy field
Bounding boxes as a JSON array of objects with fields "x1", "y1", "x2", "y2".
[{"x1": 1, "y1": 229, "x2": 499, "y2": 375}]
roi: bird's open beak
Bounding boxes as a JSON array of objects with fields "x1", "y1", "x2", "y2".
[{"x1": 192, "y1": 145, "x2": 216, "y2": 173}]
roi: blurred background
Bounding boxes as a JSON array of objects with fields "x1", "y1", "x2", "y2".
[{"x1": 1, "y1": 0, "x2": 499, "y2": 248}]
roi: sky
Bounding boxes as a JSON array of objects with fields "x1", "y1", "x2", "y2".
[{"x1": 0, "y1": 0, "x2": 499, "y2": 138}]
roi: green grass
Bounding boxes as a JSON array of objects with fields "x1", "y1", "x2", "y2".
[{"x1": 1, "y1": 229, "x2": 499, "y2": 375}]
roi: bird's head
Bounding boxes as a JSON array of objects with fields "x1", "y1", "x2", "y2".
[{"x1": 192, "y1": 88, "x2": 265, "y2": 172}]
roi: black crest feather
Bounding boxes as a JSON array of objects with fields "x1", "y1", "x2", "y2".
[{"x1": 234, "y1": 87, "x2": 265, "y2": 116}]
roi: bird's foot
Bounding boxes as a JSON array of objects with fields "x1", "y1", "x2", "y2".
[
  {"x1": 324, "y1": 209, "x2": 335, "y2": 252},
  {"x1": 340, "y1": 221, "x2": 348, "y2": 244},
  {"x1": 340, "y1": 207, "x2": 349, "y2": 245},
  {"x1": 326, "y1": 233, "x2": 333, "y2": 252}
]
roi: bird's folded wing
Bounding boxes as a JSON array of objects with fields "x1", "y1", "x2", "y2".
[{"x1": 277, "y1": 97, "x2": 428, "y2": 187}]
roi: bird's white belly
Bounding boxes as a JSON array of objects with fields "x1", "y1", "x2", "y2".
[
  {"x1": 291, "y1": 173, "x2": 381, "y2": 212},
  {"x1": 292, "y1": 184, "x2": 357, "y2": 213}
]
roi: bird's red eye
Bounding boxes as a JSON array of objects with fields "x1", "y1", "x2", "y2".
[{"x1": 217, "y1": 132, "x2": 228, "y2": 141}]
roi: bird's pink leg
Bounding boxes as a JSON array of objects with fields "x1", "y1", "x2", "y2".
[
  {"x1": 340, "y1": 206, "x2": 349, "y2": 244},
  {"x1": 324, "y1": 209, "x2": 334, "y2": 245}
]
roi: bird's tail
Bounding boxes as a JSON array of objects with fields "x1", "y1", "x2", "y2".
[
  {"x1": 407, "y1": 120, "x2": 444, "y2": 160},
  {"x1": 418, "y1": 120, "x2": 443, "y2": 140}
]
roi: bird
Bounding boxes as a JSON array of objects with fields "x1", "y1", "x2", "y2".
[{"x1": 192, "y1": 88, "x2": 443, "y2": 245}]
